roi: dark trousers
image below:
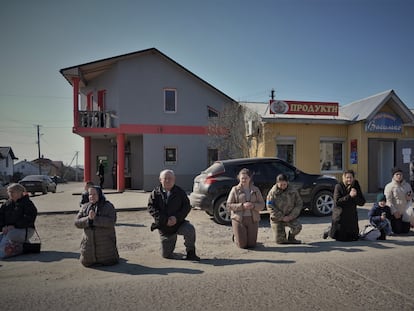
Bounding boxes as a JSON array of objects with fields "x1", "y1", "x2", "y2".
[
  {"x1": 159, "y1": 221, "x2": 196, "y2": 258},
  {"x1": 391, "y1": 217, "x2": 410, "y2": 234}
]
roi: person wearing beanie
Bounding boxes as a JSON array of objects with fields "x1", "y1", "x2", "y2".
[
  {"x1": 384, "y1": 167, "x2": 413, "y2": 234},
  {"x1": 368, "y1": 193, "x2": 393, "y2": 239}
]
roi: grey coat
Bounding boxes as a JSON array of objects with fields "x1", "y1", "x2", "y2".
[{"x1": 75, "y1": 200, "x2": 119, "y2": 266}]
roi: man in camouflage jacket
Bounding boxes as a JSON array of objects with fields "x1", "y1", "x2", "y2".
[{"x1": 266, "y1": 174, "x2": 303, "y2": 244}]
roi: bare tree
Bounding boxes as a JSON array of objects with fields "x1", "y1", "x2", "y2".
[{"x1": 208, "y1": 102, "x2": 262, "y2": 159}]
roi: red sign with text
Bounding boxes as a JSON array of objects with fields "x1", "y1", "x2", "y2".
[{"x1": 269, "y1": 100, "x2": 339, "y2": 116}]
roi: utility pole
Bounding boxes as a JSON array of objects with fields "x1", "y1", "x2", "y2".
[{"x1": 36, "y1": 125, "x2": 41, "y2": 174}]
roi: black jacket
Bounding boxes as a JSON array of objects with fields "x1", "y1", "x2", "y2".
[
  {"x1": 148, "y1": 184, "x2": 191, "y2": 235},
  {"x1": 330, "y1": 180, "x2": 366, "y2": 241},
  {"x1": 368, "y1": 203, "x2": 392, "y2": 225},
  {"x1": 0, "y1": 195, "x2": 38, "y2": 230}
]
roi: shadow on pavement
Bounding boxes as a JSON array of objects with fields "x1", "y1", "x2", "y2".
[
  {"x1": 4, "y1": 250, "x2": 79, "y2": 262},
  {"x1": 200, "y1": 257, "x2": 295, "y2": 266},
  {"x1": 93, "y1": 258, "x2": 204, "y2": 275}
]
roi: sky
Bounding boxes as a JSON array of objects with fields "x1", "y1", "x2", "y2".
[{"x1": 1, "y1": 0, "x2": 413, "y2": 167}]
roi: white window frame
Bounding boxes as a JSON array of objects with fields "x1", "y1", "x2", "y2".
[
  {"x1": 164, "y1": 89, "x2": 177, "y2": 113},
  {"x1": 320, "y1": 137, "x2": 345, "y2": 173}
]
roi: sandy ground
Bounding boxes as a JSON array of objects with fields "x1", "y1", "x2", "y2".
[{"x1": 1, "y1": 183, "x2": 414, "y2": 310}]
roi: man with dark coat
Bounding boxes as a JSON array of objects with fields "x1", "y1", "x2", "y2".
[{"x1": 148, "y1": 169, "x2": 200, "y2": 261}]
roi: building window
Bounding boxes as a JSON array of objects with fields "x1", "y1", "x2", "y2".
[
  {"x1": 208, "y1": 148, "x2": 218, "y2": 166},
  {"x1": 277, "y1": 143, "x2": 295, "y2": 165},
  {"x1": 165, "y1": 147, "x2": 177, "y2": 164},
  {"x1": 320, "y1": 140, "x2": 344, "y2": 172},
  {"x1": 208, "y1": 106, "x2": 219, "y2": 118},
  {"x1": 164, "y1": 89, "x2": 176, "y2": 113}
]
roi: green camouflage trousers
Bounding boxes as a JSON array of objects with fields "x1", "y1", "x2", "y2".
[{"x1": 271, "y1": 219, "x2": 302, "y2": 243}]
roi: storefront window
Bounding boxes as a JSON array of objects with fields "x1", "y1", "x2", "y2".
[
  {"x1": 277, "y1": 143, "x2": 295, "y2": 165},
  {"x1": 320, "y1": 141, "x2": 343, "y2": 172}
]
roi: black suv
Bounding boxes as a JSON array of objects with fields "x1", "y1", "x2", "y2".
[{"x1": 189, "y1": 157, "x2": 338, "y2": 224}]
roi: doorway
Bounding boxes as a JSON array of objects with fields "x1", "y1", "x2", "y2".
[{"x1": 378, "y1": 141, "x2": 394, "y2": 190}]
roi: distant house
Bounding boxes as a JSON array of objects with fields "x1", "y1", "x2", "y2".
[
  {"x1": 60, "y1": 48, "x2": 237, "y2": 191},
  {"x1": 14, "y1": 160, "x2": 42, "y2": 177},
  {"x1": 32, "y1": 158, "x2": 61, "y2": 176},
  {"x1": 0, "y1": 147, "x2": 18, "y2": 183}
]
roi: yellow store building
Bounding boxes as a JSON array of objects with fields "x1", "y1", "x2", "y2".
[{"x1": 242, "y1": 90, "x2": 414, "y2": 193}]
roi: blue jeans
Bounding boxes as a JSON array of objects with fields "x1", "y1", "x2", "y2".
[{"x1": 371, "y1": 219, "x2": 393, "y2": 235}]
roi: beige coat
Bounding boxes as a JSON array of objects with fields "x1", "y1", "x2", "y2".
[{"x1": 226, "y1": 184, "x2": 265, "y2": 223}]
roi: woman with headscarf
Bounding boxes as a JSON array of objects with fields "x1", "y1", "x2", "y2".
[
  {"x1": 75, "y1": 186, "x2": 119, "y2": 266},
  {"x1": 330, "y1": 170, "x2": 366, "y2": 241},
  {"x1": 0, "y1": 183, "x2": 37, "y2": 258}
]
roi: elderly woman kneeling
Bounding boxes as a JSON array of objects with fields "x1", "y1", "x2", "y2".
[
  {"x1": 0, "y1": 183, "x2": 38, "y2": 259},
  {"x1": 75, "y1": 186, "x2": 119, "y2": 267}
]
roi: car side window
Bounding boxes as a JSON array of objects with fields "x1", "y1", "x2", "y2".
[{"x1": 266, "y1": 161, "x2": 295, "y2": 181}]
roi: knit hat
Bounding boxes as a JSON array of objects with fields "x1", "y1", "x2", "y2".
[
  {"x1": 391, "y1": 167, "x2": 403, "y2": 176},
  {"x1": 376, "y1": 193, "x2": 386, "y2": 202}
]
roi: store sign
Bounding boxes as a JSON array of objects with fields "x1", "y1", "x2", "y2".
[
  {"x1": 365, "y1": 112, "x2": 402, "y2": 133},
  {"x1": 269, "y1": 100, "x2": 338, "y2": 116}
]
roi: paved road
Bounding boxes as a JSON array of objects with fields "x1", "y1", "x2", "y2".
[{"x1": 1, "y1": 182, "x2": 413, "y2": 310}]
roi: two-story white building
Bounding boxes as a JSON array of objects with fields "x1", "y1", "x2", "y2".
[{"x1": 60, "y1": 48, "x2": 237, "y2": 191}]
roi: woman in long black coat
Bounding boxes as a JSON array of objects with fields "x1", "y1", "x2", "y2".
[{"x1": 330, "y1": 170, "x2": 366, "y2": 241}]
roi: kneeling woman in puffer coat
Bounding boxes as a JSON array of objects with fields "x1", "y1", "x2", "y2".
[{"x1": 75, "y1": 186, "x2": 119, "y2": 267}]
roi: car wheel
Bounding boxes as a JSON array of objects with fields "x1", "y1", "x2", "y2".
[
  {"x1": 213, "y1": 197, "x2": 231, "y2": 225},
  {"x1": 312, "y1": 190, "x2": 334, "y2": 216}
]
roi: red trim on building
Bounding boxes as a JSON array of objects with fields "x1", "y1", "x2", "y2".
[
  {"x1": 84, "y1": 137, "x2": 91, "y2": 182},
  {"x1": 73, "y1": 124, "x2": 225, "y2": 136},
  {"x1": 120, "y1": 124, "x2": 208, "y2": 135},
  {"x1": 117, "y1": 133, "x2": 125, "y2": 191}
]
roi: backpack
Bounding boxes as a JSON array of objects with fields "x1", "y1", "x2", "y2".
[{"x1": 359, "y1": 224, "x2": 381, "y2": 241}]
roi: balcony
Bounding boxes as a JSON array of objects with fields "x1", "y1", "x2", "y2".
[{"x1": 78, "y1": 111, "x2": 116, "y2": 128}]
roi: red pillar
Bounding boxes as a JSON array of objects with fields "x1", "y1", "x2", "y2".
[
  {"x1": 116, "y1": 133, "x2": 125, "y2": 191},
  {"x1": 84, "y1": 137, "x2": 91, "y2": 182},
  {"x1": 72, "y1": 77, "x2": 80, "y2": 129}
]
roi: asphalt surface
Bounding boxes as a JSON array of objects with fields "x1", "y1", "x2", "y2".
[{"x1": 1, "y1": 182, "x2": 413, "y2": 311}]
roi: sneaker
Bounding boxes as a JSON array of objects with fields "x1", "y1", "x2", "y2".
[{"x1": 322, "y1": 230, "x2": 329, "y2": 240}]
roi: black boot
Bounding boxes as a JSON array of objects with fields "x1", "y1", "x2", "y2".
[
  {"x1": 186, "y1": 249, "x2": 200, "y2": 261},
  {"x1": 287, "y1": 232, "x2": 301, "y2": 244}
]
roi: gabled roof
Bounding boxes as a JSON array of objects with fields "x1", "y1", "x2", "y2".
[
  {"x1": 0, "y1": 147, "x2": 18, "y2": 160},
  {"x1": 241, "y1": 90, "x2": 414, "y2": 125},
  {"x1": 60, "y1": 47, "x2": 236, "y2": 103},
  {"x1": 340, "y1": 89, "x2": 414, "y2": 123},
  {"x1": 240, "y1": 102, "x2": 350, "y2": 124}
]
